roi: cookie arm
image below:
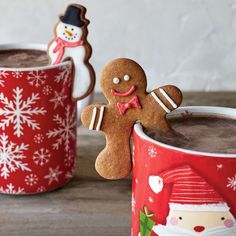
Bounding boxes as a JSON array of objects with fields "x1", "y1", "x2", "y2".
[
  {"x1": 149, "y1": 85, "x2": 182, "y2": 113},
  {"x1": 142, "y1": 85, "x2": 182, "y2": 131},
  {"x1": 81, "y1": 104, "x2": 106, "y2": 132}
]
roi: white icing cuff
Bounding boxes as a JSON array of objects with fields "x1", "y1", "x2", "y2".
[
  {"x1": 89, "y1": 107, "x2": 97, "y2": 130},
  {"x1": 151, "y1": 92, "x2": 170, "y2": 113},
  {"x1": 96, "y1": 106, "x2": 105, "y2": 131},
  {"x1": 159, "y1": 88, "x2": 177, "y2": 108}
]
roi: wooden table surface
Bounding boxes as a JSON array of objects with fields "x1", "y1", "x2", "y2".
[{"x1": 0, "y1": 92, "x2": 235, "y2": 236}]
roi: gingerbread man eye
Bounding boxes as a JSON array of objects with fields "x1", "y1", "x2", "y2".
[
  {"x1": 124, "y1": 75, "x2": 130, "y2": 81},
  {"x1": 113, "y1": 77, "x2": 120, "y2": 84}
]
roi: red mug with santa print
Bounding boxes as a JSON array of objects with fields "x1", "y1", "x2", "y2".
[
  {"x1": 0, "y1": 44, "x2": 77, "y2": 194},
  {"x1": 132, "y1": 106, "x2": 236, "y2": 236}
]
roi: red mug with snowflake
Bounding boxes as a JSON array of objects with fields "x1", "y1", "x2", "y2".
[
  {"x1": 0, "y1": 44, "x2": 76, "y2": 194},
  {"x1": 132, "y1": 106, "x2": 236, "y2": 236}
]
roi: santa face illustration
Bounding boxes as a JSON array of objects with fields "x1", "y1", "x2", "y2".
[
  {"x1": 149, "y1": 165, "x2": 236, "y2": 235},
  {"x1": 166, "y1": 208, "x2": 235, "y2": 233},
  {"x1": 56, "y1": 22, "x2": 82, "y2": 42}
]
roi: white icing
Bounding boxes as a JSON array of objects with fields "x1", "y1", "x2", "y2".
[
  {"x1": 169, "y1": 203, "x2": 230, "y2": 212},
  {"x1": 96, "y1": 106, "x2": 105, "y2": 131},
  {"x1": 89, "y1": 107, "x2": 97, "y2": 130},
  {"x1": 149, "y1": 175, "x2": 163, "y2": 193},
  {"x1": 48, "y1": 22, "x2": 92, "y2": 100},
  {"x1": 113, "y1": 77, "x2": 120, "y2": 84},
  {"x1": 48, "y1": 41, "x2": 59, "y2": 65},
  {"x1": 77, "y1": 94, "x2": 93, "y2": 125},
  {"x1": 124, "y1": 74, "x2": 130, "y2": 81},
  {"x1": 56, "y1": 22, "x2": 82, "y2": 43},
  {"x1": 151, "y1": 92, "x2": 170, "y2": 113},
  {"x1": 159, "y1": 88, "x2": 177, "y2": 109}
]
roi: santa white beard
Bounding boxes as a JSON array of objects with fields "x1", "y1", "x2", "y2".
[{"x1": 152, "y1": 223, "x2": 236, "y2": 236}]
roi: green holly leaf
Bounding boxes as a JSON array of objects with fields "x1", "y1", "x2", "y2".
[{"x1": 139, "y1": 206, "x2": 155, "y2": 236}]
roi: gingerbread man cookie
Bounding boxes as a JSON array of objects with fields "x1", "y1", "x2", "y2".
[
  {"x1": 81, "y1": 58, "x2": 182, "y2": 179},
  {"x1": 47, "y1": 4, "x2": 95, "y2": 100}
]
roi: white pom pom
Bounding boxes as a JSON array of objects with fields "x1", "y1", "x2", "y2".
[{"x1": 149, "y1": 176, "x2": 163, "y2": 193}]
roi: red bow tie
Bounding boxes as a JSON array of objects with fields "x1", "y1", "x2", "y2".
[
  {"x1": 52, "y1": 37, "x2": 83, "y2": 65},
  {"x1": 117, "y1": 96, "x2": 141, "y2": 115}
]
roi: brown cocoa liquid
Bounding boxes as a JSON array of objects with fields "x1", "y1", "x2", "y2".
[
  {"x1": 145, "y1": 116, "x2": 236, "y2": 154},
  {"x1": 0, "y1": 49, "x2": 49, "y2": 68}
]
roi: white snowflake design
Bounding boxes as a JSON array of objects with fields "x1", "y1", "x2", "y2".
[
  {"x1": 25, "y1": 174, "x2": 38, "y2": 186},
  {"x1": 65, "y1": 170, "x2": 74, "y2": 179},
  {"x1": 33, "y1": 134, "x2": 44, "y2": 144},
  {"x1": 49, "y1": 89, "x2": 67, "y2": 110},
  {"x1": 27, "y1": 71, "x2": 47, "y2": 87},
  {"x1": 132, "y1": 193, "x2": 136, "y2": 213},
  {"x1": 149, "y1": 196, "x2": 154, "y2": 203},
  {"x1": 0, "y1": 133, "x2": 30, "y2": 179},
  {"x1": 65, "y1": 159, "x2": 76, "y2": 179},
  {"x1": 44, "y1": 166, "x2": 63, "y2": 185},
  {"x1": 47, "y1": 105, "x2": 76, "y2": 152},
  {"x1": 0, "y1": 79, "x2": 4, "y2": 87},
  {"x1": 54, "y1": 64, "x2": 72, "y2": 87},
  {"x1": 0, "y1": 87, "x2": 46, "y2": 137},
  {"x1": 148, "y1": 146, "x2": 157, "y2": 158},
  {"x1": 0, "y1": 70, "x2": 9, "y2": 87},
  {"x1": 227, "y1": 174, "x2": 236, "y2": 191},
  {"x1": 37, "y1": 186, "x2": 46, "y2": 193},
  {"x1": 217, "y1": 164, "x2": 223, "y2": 170},
  {"x1": 0, "y1": 71, "x2": 9, "y2": 78},
  {"x1": 0, "y1": 183, "x2": 25, "y2": 194},
  {"x1": 12, "y1": 71, "x2": 23, "y2": 79},
  {"x1": 42, "y1": 85, "x2": 52, "y2": 95},
  {"x1": 64, "y1": 150, "x2": 75, "y2": 167},
  {"x1": 33, "y1": 148, "x2": 51, "y2": 166}
]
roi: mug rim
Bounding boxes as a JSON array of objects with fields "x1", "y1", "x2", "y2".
[
  {"x1": 134, "y1": 106, "x2": 236, "y2": 158},
  {"x1": 0, "y1": 43, "x2": 71, "y2": 71}
]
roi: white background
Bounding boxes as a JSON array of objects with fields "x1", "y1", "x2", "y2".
[{"x1": 0, "y1": 0, "x2": 236, "y2": 92}]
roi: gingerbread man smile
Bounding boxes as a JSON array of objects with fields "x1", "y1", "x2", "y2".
[{"x1": 111, "y1": 85, "x2": 136, "y2": 97}]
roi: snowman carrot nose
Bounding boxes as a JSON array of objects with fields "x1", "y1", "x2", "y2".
[{"x1": 65, "y1": 29, "x2": 73, "y2": 37}]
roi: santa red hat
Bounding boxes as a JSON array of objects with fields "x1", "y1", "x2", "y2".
[{"x1": 149, "y1": 165, "x2": 229, "y2": 211}]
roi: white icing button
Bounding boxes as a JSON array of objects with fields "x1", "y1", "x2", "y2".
[
  {"x1": 113, "y1": 77, "x2": 120, "y2": 84},
  {"x1": 124, "y1": 75, "x2": 130, "y2": 81}
]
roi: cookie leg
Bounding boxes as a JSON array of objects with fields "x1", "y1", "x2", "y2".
[{"x1": 95, "y1": 134, "x2": 131, "y2": 179}]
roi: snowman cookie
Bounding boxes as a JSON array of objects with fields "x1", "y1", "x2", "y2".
[
  {"x1": 81, "y1": 58, "x2": 182, "y2": 179},
  {"x1": 48, "y1": 4, "x2": 95, "y2": 100}
]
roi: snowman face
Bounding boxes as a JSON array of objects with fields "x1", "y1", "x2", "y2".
[
  {"x1": 167, "y1": 209, "x2": 235, "y2": 233},
  {"x1": 56, "y1": 22, "x2": 82, "y2": 42}
]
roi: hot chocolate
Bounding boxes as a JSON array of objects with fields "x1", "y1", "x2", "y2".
[
  {"x1": 145, "y1": 116, "x2": 236, "y2": 154},
  {"x1": 0, "y1": 49, "x2": 49, "y2": 68}
]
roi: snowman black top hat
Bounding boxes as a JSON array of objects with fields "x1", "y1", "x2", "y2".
[{"x1": 60, "y1": 5, "x2": 85, "y2": 27}]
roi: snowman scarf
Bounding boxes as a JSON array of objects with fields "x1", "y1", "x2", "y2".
[
  {"x1": 52, "y1": 37, "x2": 84, "y2": 65},
  {"x1": 152, "y1": 223, "x2": 236, "y2": 236}
]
